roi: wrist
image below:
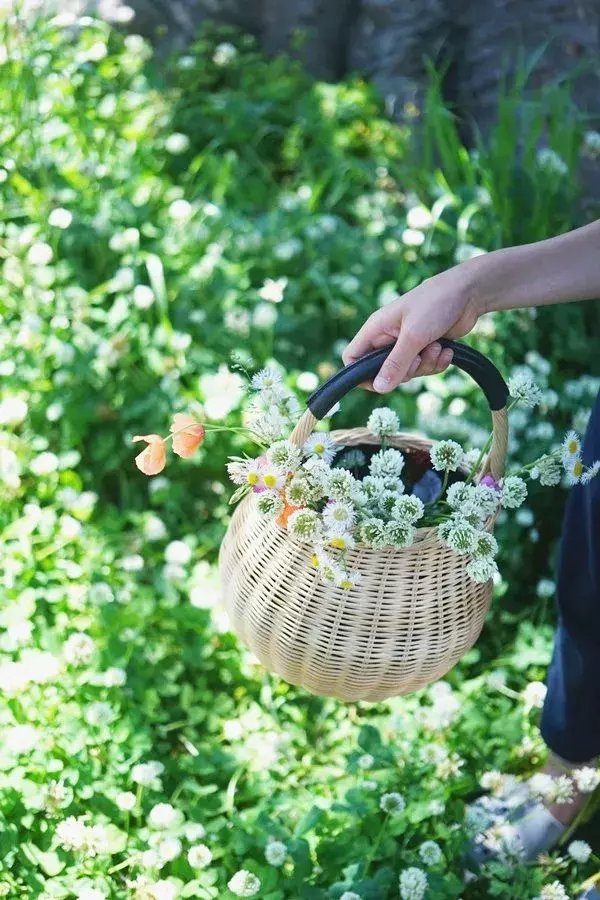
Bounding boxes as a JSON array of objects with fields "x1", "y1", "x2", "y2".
[{"x1": 460, "y1": 251, "x2": 505, "y2": 317}]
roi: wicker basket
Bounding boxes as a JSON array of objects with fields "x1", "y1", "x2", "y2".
[{"x1": 219, "y1": 340, "x2": 509, "y2": 702}]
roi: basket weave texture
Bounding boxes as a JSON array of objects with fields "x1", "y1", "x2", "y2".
[{"x1": 219, "y1": 422, "x2": 505, "y2": 702}]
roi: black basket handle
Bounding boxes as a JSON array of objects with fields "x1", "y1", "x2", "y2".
[{"x1": 307, "y1": 339, "x2": 509, "y2": 420}]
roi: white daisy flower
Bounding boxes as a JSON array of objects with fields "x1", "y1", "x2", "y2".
[
  {"x1": 259, "y1": 467, "x2": 285, "y2": 491},
  {"x1": 581, "y1": 460, "x2": 600, "y2": 484},
  {"x1": 227, "y1": 458, "x2": 263, "y2": 487},
  {"x1": 328, "y1": 532, "x2": 356, "y2": 552},
  {"x1": 323, "y1": 500, "x2": 355, "y2": 533},
  {"x1": 563, "y1": 454, "x2": 584, "y2": 486},
  {"x1": 251, "y1": 367, "x2": 282, "y2": 391},
  {"x1": 562, "y1": 430, "x2": 581, "y2": 459},
  {"x1": 335, "y1": 570, "x2": 362, "y2": 590},
  {"x1": 304, "y1": 432, "x2": 337, "y2": 464}
]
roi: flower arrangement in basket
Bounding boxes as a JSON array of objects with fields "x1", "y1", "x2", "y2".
[{"x1": 134, "y1": 340, "x2": 599, "y2": 702}]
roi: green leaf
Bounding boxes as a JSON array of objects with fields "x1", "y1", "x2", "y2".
[{"x1": 294, "y1": 805, "x2": 323, "y2": 837}]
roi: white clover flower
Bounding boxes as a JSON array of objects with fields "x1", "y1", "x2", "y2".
[
  {"x1": 116, "y1": 791, "x2": 136, "y2": 811},
  {"x1": 480, "y1": 771, "x2": 508, "y2": 796},
  {"x1": 265, "y1": 839, "x2": 287, "y2": 866},
  {"x1": 169, "y1": 199, "x2": 193, "y2": 220},
  {"x1": 55, "y1": 816, "x2": 89, "y2": 852},
  {"x1": 472, "y1": 531, "x2": 498, "y2": 559},
  {"x1": 360, "y1": 517, "x2": 388, "y2": 549},
  {"x1": 258, "y1": 277, "x2": 287, "y2": 303},
  {"x1": 385, "y1": 520, "x2": 414, "y2": 549},
  {"x1": 273, "y1": 238, "x2": 302, "y2": 260},
  {"x1": 522, "y1": 681, "x2": 547, "y2": 711},
  {"x1": 367, "y1": 407, "x2": 399, "y2": 438},
  {"x1": 150, "y1": 880, "x2": 178, "y2": 900},
  {"x1": 6, "y1": 724, "x2": 39, "y2": 755},
  {"x1": 418, "y1": 840, "x2": 442, "y2": 866},
  {"x1": 158, "y1": 837, "x2": 182, "y2": 862},
  {"x1": 537, "y1": 455, "x2": 562, "y2": 486},
  {"x1": 213, "y1": 41, "x2": 237, "y2": 66},
  {"x1": 563, "y1": 454, "x2": 584, "y2": 486},
  {"x1": 553, "y1": 775, "x2": 575, "y2": 805},
  {"x1": 184, "y1": 823, "x2": 206, "y2": 842},
  {"x1": 528, "y1": 773, "x2": 556, "y2": 802},
  {"x1": 131, "y1": 761, "x2": 165, "y2": 787},
  {"x1": 85, "y1": 701, "x2": 115, "y2": 728},
  {"x1": 430, "y1": 440, "x2": 463, "y2": 472},
  {"x1": 467, "y1": 556, "x2": 498, "y2": 583},
  {"x1": 48, "y1": 207, "x2": 73, "y2": 228},
  {"x1": 27, "y1": 241, "x2": 53, "y2": 265},
  {"x1": 63, "y1": 632, "x2": 95, "y2": 666},
  {"x1": 30, "y1": 451, "x2": 60, "y2": 476},
  {"x1": 256, "y1": 491, "x2": 284, "y2": 519},
  {"x1": 304, "y1": 432, "x2": 337, "y2": 464},
  {"x1": 537, "y1": 880, "x2": 569, "y2": 900},
  {"x1": 446, "y1": 482, "x2": 472, "y2": 509},
  {"x1": 165, "y1": 540, "x2": 192, "y2": 566},
  {"x1": 379, "y1": 792, "x2": 406, "y2": 815},
  {"x1": 500, "y1": 476, "x2": 528, "y2": 509},
  {"x1": 284, "y1": 473, "x2": 316, "y2": 506},
  {"x1": 165, "y1": 132, "x2": 190, "y2": 154},
  {"x1": 537, "y1": 148, "x2": 568, "y2": 176},
  {"x1": 573, "y1": 767, "x2": 600, "y2": 792},
  {"x1": 583, "y1": 130, "x2": 600, "y2": 156},
  {"x1": 323, "y1": 500, "x2": 355, "y2": 534},
  {"x1": 188, "y1": 843, "x2": 212, "y2": 868},
  {"x1": 508, "y1": 372, "x2": 543, "y2": 407},
  {"x1": 133, "y1": 284, "x2": 154, "y2": 309},
  {"x1": 567, "y1": 839, "x2": 591, "y2": 863},
  {"x1": 340, "y1": 893, "x2": 361, "y2": 900},
  {"x1": 76, "y1": 888, "x2": 106, "y2": 900},
  {"x1": 267, "y1": 440, "x2": 302, "y2": 473},
  {"x1": 227, "y1": 870, "x2": 261, "y2": 897},
  {"x1": 392, "y1": 495, "x2": 424, "y2": 524},
  {"x1": 148, "y1": 803, "x2": 182, "y2": 829},
  {"x1": 399, "y1": 866, "x2": 428, "y2": 900},
  {"x1": 438, "y1": 517, "x2": 477, "y2": 554},
  {"x1": 287, "y1": 508, "x2": 322, "y2": 541},
  {"x1": 326, "y1": 467, "x2": 357, "y2": 501},
  {"x1": 370, "y1": 448, "x2": 405, "y2": 479},
  {"x1": 358, "y1": 753, "x2": 374, "y2": 770},
  {"x1": 428, "y1": 799, "x2": 445, "y2": 815}
]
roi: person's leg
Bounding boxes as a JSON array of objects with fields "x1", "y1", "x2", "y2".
[{"x1": 540, "y1": 389, "x2": 600, "y2": 768}]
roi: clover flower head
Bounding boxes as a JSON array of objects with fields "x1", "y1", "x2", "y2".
[
  {"x1": 508, "y1": 371, "x2": 543, "y2": 407},
  {"x1": 380, "y1": 792, "x2": 405, "y2": 815},
  {"x1": 267, "y1": 440, "x2": 302, "y2": 473},
  {"x1": 500, "y1": 476, "x2": 528, "y2": 509},
  {"x1": 326, "y1": 467, "x2": 357, "y2": 501},
  {"x1": 256, "y1": 491, "x2": 284, "y2": 519},
  {"x1": 567, "y1": 840, "x2": 591, "y2": 863},
  {"x1": 399, "y1": 866, "x2": 428, "y2": 900},
  {"x1": 369, "y1": 448, "x2": 405, "y2": 479},
  {"x1": 367, "y1": 407, "x2": 400, "y2": 438},
  {"x1": 287, "y1": 508, "x2": 322, "y2": 541},
  {"x1": 385, "y1": 520, "x2": 415, "y2": 549},
  {"x1": 360, "y1": 518, "x2": 388, "y2": 549},
  {"x1": 419, "y1": 840, "x2": 442, "y2": 866},
  {"x1": 265, "y1": 839, "x2": 287, "y2": 867},
  {"x1": 227, "y1": 870, "x2": 261, "y2": 897},
  {"x1": 437, "y1": 517, "x2": 477, "y2": 554},
  {"x1": 392, "y1": 494, "x2": 424, "y2": 524},
  {"x1": 467, "y1": 556, "x2": 498, "y2": 583},
  {"x1": 430, "y1": 440, "x2": 463, "y2": 472}
]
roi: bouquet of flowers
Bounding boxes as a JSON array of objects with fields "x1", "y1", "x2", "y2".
[{"x1": 134, "y1": 365, "x2": 599, "y2": 591}]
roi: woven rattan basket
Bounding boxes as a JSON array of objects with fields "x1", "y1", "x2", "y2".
[{"x1": 219, "y1": 340, "x2": 509, "y2": 702}]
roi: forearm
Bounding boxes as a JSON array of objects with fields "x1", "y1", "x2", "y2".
[{"x1": 470, "y1": 219, "x2": 600, "y2": 315}]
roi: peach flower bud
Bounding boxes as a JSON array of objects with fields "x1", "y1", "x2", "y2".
[
  {"x1": 170, "y1": 414, "x2": 205, "y2": 459},
  {"x1": 133, "y1": 434, "x2": 167, "y2": 476}
]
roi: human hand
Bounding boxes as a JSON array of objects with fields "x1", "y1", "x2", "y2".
[{"x1": 342, "y1": 260, "x2": 486, "y2": 392}]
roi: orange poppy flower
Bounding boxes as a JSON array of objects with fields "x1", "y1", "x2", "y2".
[
  {"x1": 133, "y1": 434, "x2": 167, "y2": 476},
  {"x1": 170, "y1": 414, "x2": 205, "y2": 459}
]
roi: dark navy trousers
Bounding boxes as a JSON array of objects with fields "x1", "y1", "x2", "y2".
[{"x1": 540, "y1": 391, "x2": 600, "y2": 763}]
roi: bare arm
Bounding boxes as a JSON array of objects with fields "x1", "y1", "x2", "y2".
[{"x1": 343, "y1": 219, "x2": 600, "y2": 393}]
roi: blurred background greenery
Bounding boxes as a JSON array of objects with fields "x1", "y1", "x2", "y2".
[{"x1": 1, "y1": 9, "x2": 600, "y2": 900}]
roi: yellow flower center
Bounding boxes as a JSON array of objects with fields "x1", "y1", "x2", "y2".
[
  {"x1": 568, "y1": 440, "x2": 578, "y2": 454},
  {"x1": 247, "y1": 472, "x2": 259, "y2": 485},
  {"x1": 314, "y1": 443, "x2": 325, "y2": 454},
  {"x1": 311, "y1": 554, "x2": 319, "y2": 567},
  {"x1": 340, "y1": 579, "x2": 352, "y2": 589},
  {"x1": 263, "y1": 473, "x2": 278, "y2": 488},
  {"x1": 329, "y1": 537, "x2": 346, "y2": 550},
  {"x1": 574, "y1": 460, "x2": 584, "y2": 477}
]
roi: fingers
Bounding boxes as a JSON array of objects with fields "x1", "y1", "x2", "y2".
[
  {"x1": 342, "y1": 316, "x2": 380, "y2": 367},
  {"x1": 372, "y1": 341, "x2": 454, "y2": 393},
  {"x1": 410, "y1": 343, "x2": 454, "y2": 379},
  {"x1": 372, "y1": 328, "x2": 422, "y2": 392}
]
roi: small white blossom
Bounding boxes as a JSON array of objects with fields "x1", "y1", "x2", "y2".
[
  {"x1": 323, "y1": 500, "x2": 355, "y2": 534},
  {"x1": 188, "y1": 844, "x2": 212, "y2": 868},
  {"x1": 27, "y1": 241, "x2": 53, "y2": 265},
  {"x1": 266, "y1": 440, "x2": 302, "y2": 472},
  {"x1": 430, "y1": 440, "x2": 463, "y2": 472},
  {"x1": 537, "y1": 880, "x2": 569, "y2": 900},
  {"x1": 537, "y1": 148, "x2": 568, "y2": 176},
  {"x1": 573, "y1": 767, "x2": 600, "y2": 793},
  {"x1": 508, "y1": 372, "x2": 543, "y2": 407},
  {"x1": 467, "y1": 556, "x2": 499, "y2": 583},
  {"x1": 63, "y1": 632, "x2": 95, "y2": 666},
  {"x1": 148, "y1": 803, "x2": 182, "y2": 829},
  {"x1": 522, "y1": 681, "x2": 547, "y2": 712},
  {"x1": 340, "y1": 893, "x2": 361, "y2": 900},
  {"x1": 358, "y1": 753, "x2": 374, "y2": 770},
  {"x1": 265, "y1": 839, "x2": 287, "y2": 866},
  {"x1": 480, "y1": 771, "x2": 508, "y2": 796},
  {"x1": 287, "y1": 508, "x2": 322, "y2": 541},
  {"x1": 379, "y1": 792, "x2": 406, "y2": 815},
  {"x1": 227, "y1": 870, "x2": 261, "y2": 897},
  {"x1": 567, "y1": 839, "x2": 591, "y2": 863},
  {"x1": 165, "y1": 540, "x2": 192, "y2": 566},
  {"x1": 500, "y1": 476, "x2": 528, "y2": 509},
  {"x1": 563, "y1": 454, "x2": 584, "y2": 486},
  {"x1": 367, "y1": 407, "x2": 399, "y2": 438},
  {"x1": 213, "y1": 41, "x2": 237, "y2": 66},
  {"x1": 399, "y1": 866, "x2": 428, "y2": 900},
  {"x1": 304, "y1": 432, "x2": 337, "y2": 464},
  {"x1": 133, "y1": 285, "x2": 155, "y2": 309},
  {"x1": 370, "y1": 448, "x2": 405, "y2": 479},
  {"x1": 116, "y1": 791, "x2": 136, "y2": 811},
  {"x1": 131, "y1": 761, "x2": 164, "y2": 788},
  {"x1": 48, "y1": 207, "x2": 73, "y2": 228},
  {"x1": 165, "y1": 133, "x2": 190, "y2": 154},
  {"x1": 258, "y1": 277, "x2": 287, "y2": 303},
  {"x1": 419, "y1": 840, "x2": 442, "y2": 866}
]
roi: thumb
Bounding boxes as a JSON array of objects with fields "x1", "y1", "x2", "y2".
[{"x1": 372, "y1": 331, "x2": 422, "y2": 393}]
